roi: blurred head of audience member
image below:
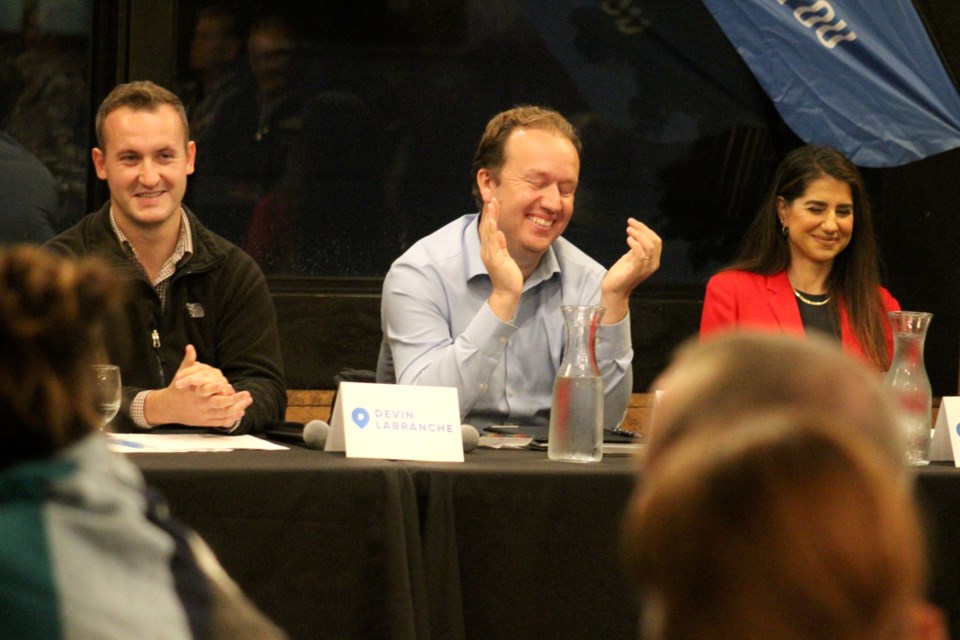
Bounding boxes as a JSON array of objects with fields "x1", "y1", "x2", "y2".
[
  {"x1": 623, "y1": 412, "x2": 946, "y2": 640},
  {"x1": 646, "y1": 331, "x2": 904, "y2": 469},
  {"x1": 0, "y1": 245, "x2": 286, "y2": 638},
  {"x1": 0, "y1": 245, "x2": 119, "y2": 468}
]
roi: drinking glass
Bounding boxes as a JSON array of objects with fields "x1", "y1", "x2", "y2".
[{"x1": 92, "y1": 364, "x2": 121, "y2": 430}]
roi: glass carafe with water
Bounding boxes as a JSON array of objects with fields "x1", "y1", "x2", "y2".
[
  {"x1": 884, "y1": 311, "x2": 933, "y2": 466},
  {"x1": 548, "y1": 305, "x2": 605, "y2": 463}
]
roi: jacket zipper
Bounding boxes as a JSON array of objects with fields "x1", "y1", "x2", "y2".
[{"x1": 151, "y1": 329, "x2": 167, "y2": 387}]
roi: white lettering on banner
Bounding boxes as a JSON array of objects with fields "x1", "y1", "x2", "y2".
[{"x1": 775, "y1": 0, "x2": 858, "y2": 50}]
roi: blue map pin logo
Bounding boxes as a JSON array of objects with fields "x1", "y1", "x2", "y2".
[
  {"x1": 955, "y1": 423, "x2": 960, "y2": 437},
  {"x1": 352, "y1": 407, "x2": 370, "y2": 429}
]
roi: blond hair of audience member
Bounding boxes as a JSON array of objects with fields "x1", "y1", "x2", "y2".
[
  {"x1": 623, "y1": 413, "x2": 946, "y2": 640},
  {"x1": 646, "y1": 331, "x2": 904, "y2": 469}
]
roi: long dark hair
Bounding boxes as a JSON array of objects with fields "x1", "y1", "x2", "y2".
[{"x1": 731, "y1": 145, "x2": 889, "y2": 368}]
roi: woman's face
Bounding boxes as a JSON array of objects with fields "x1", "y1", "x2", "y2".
[{"x1": 777, "y1": 175, "x2": 854, "y2": 268}]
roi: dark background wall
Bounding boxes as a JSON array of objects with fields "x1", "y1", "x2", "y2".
[
  {"x1": 86, "y1": 0, "x2": 960, "y2": 394},
  {"x1": 270, "y1": 279, "x2": 704, "y2": 390}
]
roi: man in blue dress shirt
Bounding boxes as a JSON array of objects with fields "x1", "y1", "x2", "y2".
[{"x1": 378, "y1": 106, "x2": 662, "y2": 429}]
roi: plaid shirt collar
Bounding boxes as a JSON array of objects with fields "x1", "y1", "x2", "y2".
[{"x1": 109, "y1": 206, "x2": 193, "y2": 287}]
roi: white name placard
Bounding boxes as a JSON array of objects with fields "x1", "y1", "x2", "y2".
[
  {"x1": 930, "y1": 397, "x2": 960, "y2": 466},
  {"x1": 326, "y1": 381, "x2": 463, "y2": 462}
]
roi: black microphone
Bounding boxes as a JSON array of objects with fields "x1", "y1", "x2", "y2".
[{"x1": 263, "y1": 420, "x2": 329, "y2": 450}]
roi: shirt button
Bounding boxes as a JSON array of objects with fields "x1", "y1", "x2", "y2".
[
  {"x1": 499, "y1": 336, "x2": 508, "y2": 344},
  {"x1": 478, "y1": 383, "x2": 487, "y2": 391},
  {"x1": 507, "y1": 388, "x2": 514, "y2": 396}
]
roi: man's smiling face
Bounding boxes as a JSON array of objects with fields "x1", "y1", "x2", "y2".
[
  {"x1": 92, "y1": 104, "x2": 196, "y2": 234},
  {"x1": 477, "y1": 127, "x2": 580, "y2": 267}
]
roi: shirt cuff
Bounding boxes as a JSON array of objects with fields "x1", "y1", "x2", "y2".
[
  {"x1": 597, "y1": 312, "x2": 632, "y2": 360},
  {"x1": 131, "y1": 391, "x2": 154, "y2": 429}
]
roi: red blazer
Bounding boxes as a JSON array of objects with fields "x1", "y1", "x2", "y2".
[{"x1": 700, "y1": 270, "x2": 900, "y2": 364}]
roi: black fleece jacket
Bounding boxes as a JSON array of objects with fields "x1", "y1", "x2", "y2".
[{"x1": 47, "y1": 203, "x2": 286, "y2": 434}]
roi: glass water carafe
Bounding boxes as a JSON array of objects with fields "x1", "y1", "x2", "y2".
[
  {"x1": 884, "y1": 311, "x2": 933, "y2": 466},
  {"x1": 548, "y1": 305, "x2": 605, "y2": 463}
]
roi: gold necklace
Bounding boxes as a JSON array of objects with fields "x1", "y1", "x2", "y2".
[{"x1": 793, "y1": 289, "x2": 831, "y2": 306}]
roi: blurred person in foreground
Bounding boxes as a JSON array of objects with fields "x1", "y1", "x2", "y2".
[
  {"x1": 622, "y1": 412, "x2": 947, "y2": 640},
  {"x1": 700, "y1": 144, "x2": 898, "y2": 369},
  {"x1": 0, "y1": 245, "x2": 286, "y2": 639},
  {"x1": 378, "y1": 105, "x2": 662, "y2": 429},
  {"x1": 46, "y1": 80, "x2": 285, "y2": 434},
  {"x1": 645, "y1": 331, "x2": 905, "y2": 468}
]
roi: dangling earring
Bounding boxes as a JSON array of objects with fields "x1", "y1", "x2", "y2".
[{"x1": 781, "y1": 225, "x2": 788, "y2": 236}]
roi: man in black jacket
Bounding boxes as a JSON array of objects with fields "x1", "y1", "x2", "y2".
[{"x1": 47, "y1": 81, "x2": 285, "y2": 434}]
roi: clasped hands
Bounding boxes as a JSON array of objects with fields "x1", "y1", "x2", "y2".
[
  {"x1": 480, "y1": 197, "x2": 661, "y2": 324},
  {"x1": 143, "y1": 344, "x2": 252, "y2": 428}
]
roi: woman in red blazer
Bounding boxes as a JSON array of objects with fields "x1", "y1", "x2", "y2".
[{"x1": 701, "y1": 145, "x2": 899, "y2": 369}]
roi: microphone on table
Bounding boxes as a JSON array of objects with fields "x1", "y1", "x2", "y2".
[
  {"x1": 263, "y1": 420, "x2": 329, "y2": 450},
  {"x1": 461, "y1": 424, "x2": 479, "y2": 453},
  {"x1": 266, "y1": 420, "x2": 477, "y2": 453},
  {"x1": 303, "y1": 420, "x2": 330, "y2": 449}
]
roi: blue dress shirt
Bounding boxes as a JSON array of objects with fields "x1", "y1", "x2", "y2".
[{"x1": 378, "y1": 213, "x2": 632, "y2": 429}]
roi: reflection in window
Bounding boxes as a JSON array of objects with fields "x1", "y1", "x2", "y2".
[
  {"x1": 176, "y1": 1, "x2": 789, "y2": 282},
  {"x1": 1, "y1": 0, "x2": 91, "y2": 235}
]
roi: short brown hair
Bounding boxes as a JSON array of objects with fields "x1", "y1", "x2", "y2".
[
  {"x1": 471, "y1": 105, "x2": 582, "y2": 209},
  {"x1": 95, "y1": 80, "x2": 190, "y2": 149}
]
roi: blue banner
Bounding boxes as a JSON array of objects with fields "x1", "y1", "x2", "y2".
[{"x1": 702, "y1": 0, "x2": 960, "y2": 167}]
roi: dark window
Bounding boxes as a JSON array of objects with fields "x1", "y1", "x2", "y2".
[
  {"x1": 173, "y1": 1, "x2": 790, "y2": 281},
  {"x1": 1, "y1": 0, "x2": 92, "y2": 236}
]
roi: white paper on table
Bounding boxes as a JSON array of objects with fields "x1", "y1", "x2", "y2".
[
  {"x1": 478, "y1": 434, "x2": 534, "y2": 449},
  {"x1": 106, "y1": 433, "x2": 288, "y2": 453}
]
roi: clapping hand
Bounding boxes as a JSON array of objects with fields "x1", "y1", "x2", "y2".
[
  {"x1": 601, "y1": 217, "x2": 662, "y2": 323},
  {"x1": 479, "y1": 197, "x2": 522, "y2": 321}
]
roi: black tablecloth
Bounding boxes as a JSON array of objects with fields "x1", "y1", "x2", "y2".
[
  {"x1": 913, "y1": 464, "x2": 960, "y2": 639},
  {"x1": 133, "y1": 448, "x2": 960, "y2": 640},
  {"x1": 134, "y1": 448, "x2": 639, "y2": 640}
]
